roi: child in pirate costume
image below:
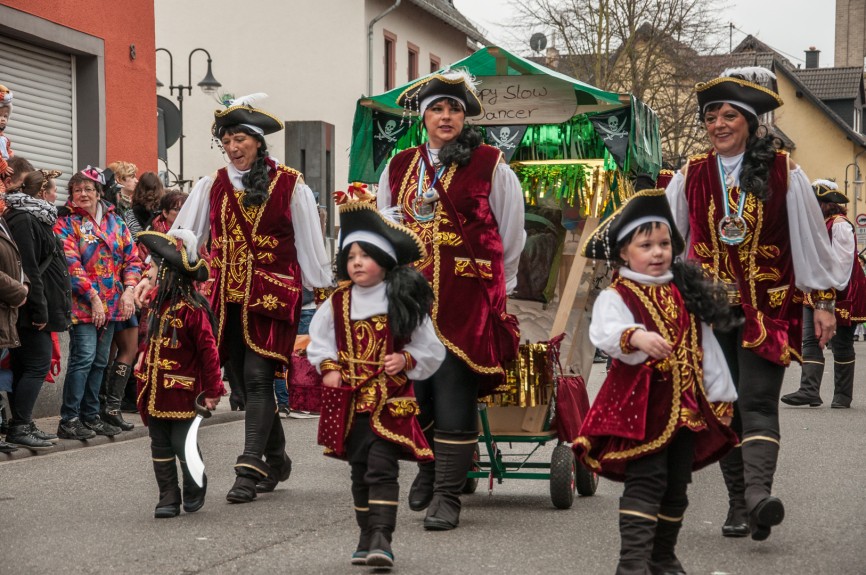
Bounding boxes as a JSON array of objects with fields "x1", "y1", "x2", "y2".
[
  {"x1": 782, "y1": 179, "x2": 866, "y2": 409},
  {"x1": 574, "y1": 183, "x2": 740, "y2": 575},
  {"x1": 135, "y1": 229, "x2": 224, "y2": 518},
  {"x1": 307, "y1": 197, "x2": 445, "y2": 569}
]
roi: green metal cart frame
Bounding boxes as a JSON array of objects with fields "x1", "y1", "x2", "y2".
[{"x1": 465, "y1": 403, "x2": 598, "y2": 509}]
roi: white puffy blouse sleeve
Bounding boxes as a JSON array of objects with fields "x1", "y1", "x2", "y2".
[
  {"x1": 588, "y1": 288, "x2": 648, "y2": 365},
  {"x1": 665, "y1": 171, "x2": 690, "y2": 254},
  {"x1": 830, "y1": 219, "x2": 856, "y2": 290},
  {"x1": 700, "y1": 323, "x2": 737, "y2": 402},
  {"x1": 403, "y1": 316, "x2": 446, "y2": 380},
  {"x1": 489, "y1": 163, "x2": 526, "y2": 294},
  {"x1": 787, "y1": 167, "x2": 849, "y2": 290},
  {"x1": 291, "y1": 177, "x2": 334, "y2": 289},
  {"x1": 377, "y1": 165, "x2": 393, "y2": 211},
  {"x1": 171, "y1": 175, "x2": 214, "y2": 247},
  {"x1": 306, "y1": 298, "x2": 337, "y2": 373}
]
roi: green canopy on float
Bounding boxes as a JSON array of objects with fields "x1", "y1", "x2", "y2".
[{"x1": 348, "y1": 46, "x2": 662, "y2": 185}]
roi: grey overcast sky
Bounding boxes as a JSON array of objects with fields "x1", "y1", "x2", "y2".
[{"x1": 453, "y1": 0, "x2": 838, "y2": 68}]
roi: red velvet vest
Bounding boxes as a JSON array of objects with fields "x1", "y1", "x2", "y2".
[
  {"x1": 135, "y1": 301, "x2": 226, "y2": 423},
  {"x1": 388, "y1": 144, "x2": 506, "y2": 381},
  {"x1": 575, "y1": 275, "x2": 737, "y2": 481},
  {"x1": 323, "y1": 286, "x2": 432, "y2": 462},
  {"x1": 684, "y1": 150, "x2": 802, "y2": 365},
  {"x1": 825, "y1": 215, "x2": 866, "y2": 324},
  {"x1": 207, "y1": 162, "x2": 303, "y2": 364}
]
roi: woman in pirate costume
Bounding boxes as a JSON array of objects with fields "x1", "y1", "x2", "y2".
[
  {"x1": 575, "y1": 181, "x2": 739, "y2": 575},
  {"x1": 782, "y1": 180, "x2": 866, "y2": 409},
  {"x1": 135, "y1": 229, "x2": 224, "y2": 518},
  {"x1": 137, "y1": 94, "x2": 333, "y2": 503},
  {"x1": 307, "y1": 198, "x2": 445, "y2": 568},
  {"x1": 665, "y1": 68, "x2": 850, "y2": 541},
  {"x1": 376, "y1": 69, "x2": 525, "y2": 530}
]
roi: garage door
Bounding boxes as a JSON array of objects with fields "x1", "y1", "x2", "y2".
[{"x1": 0, "y1": 36, "x2": 74, "y2": 204}]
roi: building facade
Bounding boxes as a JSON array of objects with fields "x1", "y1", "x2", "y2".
[
  {"x1": 153, "y1": 0, "x2": 484, "y2": 194},
  {"x1": 0, "y1": 1, "x2": 157, "y2": 201}
]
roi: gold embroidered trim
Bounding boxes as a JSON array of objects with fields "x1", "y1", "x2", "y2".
[
  {"x1": 694, "y1": 76, "x2": 783, "y2": 106},
  {"x1": 434, "y1": 437, "x2": 479, "y2": 445},
  {"x1": 368, "y1": 500, "x2": 400, "y2": 506},
  {"x1": 620, "y1": 327, "x2": 640, "y2": 354},
  {"x1": 152, "y1": 457, "x2": 175, "y2": 462},
  {"x1": 353, "y1": 506, "x2": 370, "y2": 512},
  {"x1": 619, "y1": 510, "x2": 658, "y2": 522},
  {"x1": 234, "y1": 462, "x2": 270, "y2": 477},
  {"x1": 657, "y1": 513, "x2": 684, "y2": 522},
  {"x1": 834, "y1": 358, "x2": 856, "y2": 365},
  {"x1": 141, "y1": 301, "x2": 196, "y2": 419},
  {"x1": 741, "y1": 435, "x2": 780, "y2": 446}
]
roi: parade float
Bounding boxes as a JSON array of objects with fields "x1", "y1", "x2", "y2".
[{"x1": 346, "y1": 46, "x2": 663, "y2": 507}]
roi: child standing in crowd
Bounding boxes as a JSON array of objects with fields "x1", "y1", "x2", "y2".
[
  {"x1": 574, "y1": 185, "x2": 740, "y2": 575},
  {"x1": 307, "y1": 200, "x2": 445, "y2": 569},
  {"x1": 135, "y1": 229, "x2": 223, "y2": 518},
  {"x1": 0, "y1": 85, "x2": 16, "y2": 197}
]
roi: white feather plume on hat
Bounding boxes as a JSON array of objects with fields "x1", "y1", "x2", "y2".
[
  {"x1": 721, "y1": 67, "x2": 777, "y2": 84},
  {"x1": 168, "y1": 228, "x2": 200, "y2": 264},
  {"x1": 440, "y1": 67, "x2": 478, "y2": 93},
  {"x1": 811, "y1": 178, "x2": 838, "y2": 190},
  {"x1": 228, "y1": 92, "x2": 268, "y2": 109}
]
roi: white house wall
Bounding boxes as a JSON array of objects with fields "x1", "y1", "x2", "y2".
[{"x1": 154, "y1": 0, "x2": 474, "y2": 195}]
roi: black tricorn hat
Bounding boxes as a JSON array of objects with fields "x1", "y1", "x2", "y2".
[
  {"x1": 138, "y1": 230, "x2": 210, "y2": 282},
  {"x1": 338, "y1": 202, "x2": 426, "y2": 266},
  {"x1": 396, "y1": 69, "x2": 483, "y2": 117},
  {"x1": 582, "y1": 188, "x2": 685, "y2": 261},
  {"x1": 812, "y1": 178, "x2": 848, "y2": 204},
  {"x1": 212, "y1": 93, "x2": 283, "y2": 137},
  {"x1": 695, "y1": 67, "x2": 783, "y2": 117}
]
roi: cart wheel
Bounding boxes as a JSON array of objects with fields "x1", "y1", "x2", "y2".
[
  {"x1": 550, "y1": 443, "x2": 576, "y2": 509},
  {"x1": 462, "y1": 444, "x2": 480, "y2": 494},
  {"x1": 575, "y1": 460, "x2": 599, "y2": 496}
]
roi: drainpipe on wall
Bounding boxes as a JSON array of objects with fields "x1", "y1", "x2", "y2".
[
  {"x1": 852, "y1": 146, "x2": 866, "y2": 252},
  {"x1": 368, "y1": 0, "x2": 402, "y2": 96}
]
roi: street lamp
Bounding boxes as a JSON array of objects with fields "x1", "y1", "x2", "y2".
[
  {"x1": 845, "y1": 160, "x2": 865, "y2": 250},
  {"x1": 155, "y1": 47, "x2": 221, "y2": 186}
]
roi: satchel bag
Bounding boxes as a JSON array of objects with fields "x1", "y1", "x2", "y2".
[
  {"x1": 548, "y1": 333, "x2": 591, "y2": 443},
  {"x1": 316, "y1": 385, "x2": 355, "y2": 456}
]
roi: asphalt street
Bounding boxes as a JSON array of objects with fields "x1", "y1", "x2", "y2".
[{"x1": 2, "y1": 347, "x2": 865, "y2": 575}]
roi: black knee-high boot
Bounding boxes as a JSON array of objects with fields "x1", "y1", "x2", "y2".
[
  {"x1": 832, "y1": 357, "x2": 855, "y2": 408},
  {"x1": 719, "y1": 447, "x2": 748, "y2": 537},
  {"x1": 781, "y1": 360, "x2": 824, "y2": 406},
  {"x1": 226, "y1": 454, "x2": 270, "y2": 504},
  {"x1": 616, "y1": 497, "x2": 659, "y2": 575},
  {"x1": 366, "y1": 483, "x2": 399, "y2": 568},
  {"x1": 152, "y1": 447, "x2": 181, "y2": 518},
  {"x1": 255, "y1": 411, "x2": 291, "y2": 493},
  {"x1": 351, "y1": 479, "x2": 371, "y2": 566},
  {"x1": 423, "y1": 431, "x2": 478, "y2": 531},
  {"x1": 179, "y1": 458, "x2": 207, "y2": 513},
  {"x1": 742, "y1": 437, "x2": 784, "y2": 541},
  {"x1": 649, "y1": 505, "x2": 687, "y2": 575},
  {"x1": 103, "y1": 362, "x2": 135, "y2": 431},
  {"x1": 408, "y1": 421, "x2": 435, "y2": 511}
]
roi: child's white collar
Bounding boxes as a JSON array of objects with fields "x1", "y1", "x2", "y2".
[{"x1": 619, "y1": 266, "x2": 673, "y2": 285}]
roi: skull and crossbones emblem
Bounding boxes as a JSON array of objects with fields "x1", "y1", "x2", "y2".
[
  {"x1": 375, "y1": 119, "x2": 400, "y2": 142},
  {"x1": 597, "y1": 114, "x2": 628, "y2": 141},
  {"x1": 489, "y1": 126, "x2": 520, "y2": 150}
]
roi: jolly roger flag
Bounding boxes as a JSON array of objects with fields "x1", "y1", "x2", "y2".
[
  {"x1": 484, "y1": 125, "x2": 527, "y2": 163},
  {"x1": 372, "y1": 110, "x2": 410, "y2": 171},
  {"x1": 589, "y1": 107, "x2": 631, "y2": 168}
]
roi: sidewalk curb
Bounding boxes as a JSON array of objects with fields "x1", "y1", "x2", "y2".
[{"x1": 0, "y1": 410, "x2": 247, "y2": 463}]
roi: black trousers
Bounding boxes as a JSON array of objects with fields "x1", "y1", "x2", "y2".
[
  {"x1": 413, "y1": 351, "x2": 478, "y2": 433},
  {"x1": 148, "y1": 416, "x2": 193, "y2": 460},
  {"x1": 8, "y1": 327, "x2": 53, "y2": 424},
  {"x1": 224, "y1": 304, "x2": 284, "y2": 459},
  {"x1": 346, "y1": 414, "x2": 402, "y2": 500},
  {"x1": 713, "y1": 324, "x2": 785, "y2": 439},
  {"x1": 623, "y1": 429, "x2": 695, "y2": 509},
  {"x1": 802, "y1": 306, "x2": 856, "y2": 363}
]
